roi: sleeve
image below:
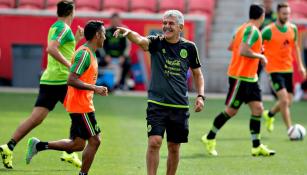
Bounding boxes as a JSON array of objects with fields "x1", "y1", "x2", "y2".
[
  {"x1": 147, "y1": 35, "x2": 160, "y2": 53},
  {"x1": 242, "y1": 26, "x2": 259, "y2": 47},
  {"x1": 70, "y1": 50, "x2": 91, "y2": 75},
  {"x1": 188, "y1": 43, "x2": 201, "y2": 69},
  {"x1": 261, "y1": 26, "x2": 272, "y2": 41},
  {"x1": 292, "y1": 24, "x2": 298, "y2": 42},
  {"x1": 51, "y1": 25, "x2": 71, "y2": 45}
]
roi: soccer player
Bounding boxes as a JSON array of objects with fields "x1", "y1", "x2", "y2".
[
  {"x1": 0, "y1": 0, "x2": 82, "y2": 169},
  {"x1": 201, "y1": 4, "x2": 275, "y2": 157},
  {"x1": 25, "y1": 20, "x2": 107, "y2": 175},
  {"x1": 114, "y1": 10, "x2": 205, "y2": 175},
  {"x1": 262, "y1": 2, "x2": 306, "y2": 134}
]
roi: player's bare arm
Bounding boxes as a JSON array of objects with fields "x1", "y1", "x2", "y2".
[
  {"x1": 46, "y1": 40, "x2": 71, "y2": 68},
  {"x1": 240, "y1": 43, "x2": 267, "y2": 66},
  {"x1": 191, "y1": 68, "x2": 205, "y2": 112},
  {"x1": 113, "y1": 27, "x2": 150, "y2": 51},
  {"x1": 67, "y1": 72, "x2": 108, "y2": 96}
]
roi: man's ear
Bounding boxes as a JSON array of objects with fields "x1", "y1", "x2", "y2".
[{"x1": 179, "y1": 24, "x2": 184, "y2": 30}]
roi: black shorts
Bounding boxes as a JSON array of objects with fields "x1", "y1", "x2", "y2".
[
  {"x1": 225, "y1": 77, "x2": 262, "y2": 109},
  {"x1": 69, "y1": 112, "x2": 101, "y2": 140},
  {"x1": 269, "y1": 73, "x2": 293, "y2": 93},
  {"x1": 34, "y1": 84, "x2": 67, "y2": 111},
  {"x1": 146, "y1": 102, "x2": 190, "y2": 143}
]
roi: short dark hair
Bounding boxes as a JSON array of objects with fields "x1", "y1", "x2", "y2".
[
  {"x1": 277, "y1": 2, "x2": 289, "y2": 12},
  {"x1": 84, "y1": 21, "x2": 104, "y2": 41},
  {"x1": 57, "y1": 0, "x2": 74, "y2": 17},
  {"x1": 111, "y1": 12, "x2": 120, "y2": 19},
  {"x1": 249, "y1": 3, "x2": 265, "y2": 20}
]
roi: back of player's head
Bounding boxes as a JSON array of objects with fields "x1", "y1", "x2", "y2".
[
  {"x1": 249, "y1": 3, "x2": 265, "y2": 20},
  {"x1": 111, "y1": 12, "x2": 120, "y2": 19},
  {"x1": 57, "y1": 0, "x2": 74, "y2": 17},
  {"x1": 163, "y1": 10, "x2": 184, "y2": 25},
  {"x1": 277, "y1": 2, "x2": 289, "y2": 12},
  {"x1": 84, "y1": 20, "x2": 104, "y2": 41}
]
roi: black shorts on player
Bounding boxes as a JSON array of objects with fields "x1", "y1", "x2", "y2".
[
  {"x1": 34, "y1": 84, "x2": 67, "y2": 111},
  {"x1": 146, "y1": 102, "x2": 190, "y2": 143},
  {"x1": 225, "y1": 77, "x2": 262, "y2": 109},
  {"x1": 269, "y1": 73, "x2": 293, "y2": 93},
  {"x1": 69, "y1": 112, "x2": 101, "y2": 140}
]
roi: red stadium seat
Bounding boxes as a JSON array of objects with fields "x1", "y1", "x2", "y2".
[
  {"x1": 130, "y1": 0, "x2": 157, "y2": 13},
  {"x1": 188, "y1": 0, "x2": 215, "y2": 15},
  {"x1": 289, "y1": 1, "x2": 307, "y2": 18},
  {"x1": 0, "y1": 0, "x2": 15, "y2": 9},
  {"x1": 18, "y1": 0, "x2": 45, "y2": 9},
  {"x1": 103, "y1": 0, "x2": 129, "y2": 12},
  {"x1": 158, "y1": 0, "x2": 185, "y2": 13},
  {"x1": 45, "y1": 0, "x2": 60, "y2": 11},
  {"x1": 75, "y1": 0, "x2": 101, "y2": 11}
]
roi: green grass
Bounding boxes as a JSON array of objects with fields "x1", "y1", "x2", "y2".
[{"x1": 0, "y1": 92, "x2": 306, "y2": 175}]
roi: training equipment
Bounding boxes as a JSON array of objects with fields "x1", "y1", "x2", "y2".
[
  {"x1": 288, "y1": 124, "x2": 306, "y2": 140},
  {"x1": 60, "y1": 152, "x2": 82, "y2": 168},
  {"x1": 263, "y1": 110, "x2": 275, "y2": 132},
  {"x1": 26, "y1": 137, "x2": 40, "y2": 164}
]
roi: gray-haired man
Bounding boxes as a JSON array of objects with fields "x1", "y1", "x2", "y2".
[{"x1": 114, "y1": 10, "x2": 205, "y2": 175}]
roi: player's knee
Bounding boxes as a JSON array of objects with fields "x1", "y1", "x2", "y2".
[
  {"x1": 89, "y1": 136, "x2": 101, "y2": 148},
  {"x1": 280, "y1": 98, "x2": 289, "y2": 107},
  {"x1": 225, "y1": 108, "x2": 237, "y2": 117},
  {"x1": 253, "y1": 105, "x2": 264, "y2": 116},
  {"x1": 72, "y1": 139, "x2": 86, "y2": 151},
  {"x1": 148, "y1": 137, "x2": 162, "y2": 149},
  {"x1": 168, "y1": 144, "x2": 180, "y2": 155}
]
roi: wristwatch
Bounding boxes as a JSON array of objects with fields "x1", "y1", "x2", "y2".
[{"x1": 197, "y1": 95, "x2": 206, "y2": 101}]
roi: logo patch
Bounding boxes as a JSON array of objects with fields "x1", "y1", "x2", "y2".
[
  {"x1": 147, "y1": 125, "x2": 152, "y2": 133},
  {"x1": 233, "y1": 100, "x2": 240, "y2": 107},
  {"x1": 162, "y1": 48, "x2": 166, "y2": 54},
  {"x1": 180, "y1": 49, "x2": 188, "y2": 58}
]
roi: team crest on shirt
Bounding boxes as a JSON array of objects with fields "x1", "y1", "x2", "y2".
[{"x1": 180, "y1": 49, "x2": 188, "y2": 58}]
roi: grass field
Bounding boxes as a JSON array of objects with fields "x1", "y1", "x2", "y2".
[{"x1": 0, "y1": 92, "x2": 306, "y2": 175}]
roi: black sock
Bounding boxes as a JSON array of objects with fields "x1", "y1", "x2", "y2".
[
  {"x1": 79, "y1": 172, "x2": 88, "y2": 175},
  {"x1": 207, "y1": 112, "x2": 231, "y2": 139},
  {"x1": 36, "y1": 142, "x2": 48, "y2": 151},
  {"x1": 250, "y1": 115, "x2": 261, "y2": 148},
  {"x1": 7, "y1": 139, "x2": 17, "y2": 151},
  {"x1": 66, "y1": 151, "x2": 73, "y2": 154},
  {"x1": 268, "y1": 111, "x2": 275, "y2": 118}
]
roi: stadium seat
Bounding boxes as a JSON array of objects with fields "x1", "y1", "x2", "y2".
[
  {"x1": 75, "y1": 0, "x2": 101, "y2": 11},
  {"x1": 188, "y1": 0, "x2": 215, "y2": 15},
  {"x1": 18, "y1": 0, "x2": 45, "y2": 9},
  {"x1": 289, "y1": 1, "x2": 307, "y2": 18},
  {"x1": 45, "y1": 0, "x2": 59, "y2": 10},
  {"x1": 0, "y1": 0, "x2": 15, "y2": 9},
  {"x1": 130, "y1": 0, "x2": 157, "y2": 13},
  {"x1": 103, "y1": 0, "x2": 129, "y2": 13},
  {"x1": 158, "y1": 0, "x2": 185, "y2": 13}
]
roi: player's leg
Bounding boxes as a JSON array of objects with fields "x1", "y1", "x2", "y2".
[
  {"x1": 202, "y1": 78, "x2": 242, "y2": 156},
  {"x1": 249, "y1": 101, "x2": 275, "y2": 156},
  {"x1": 165, "y1": 108, "x2": 189, "y2": 175},
  {"x1": 147, "y1": 136, "x2": 163, "y2": 175},
  {"x1": 146, "y1": 103, "x2": 167, "y2": 175},
  {"x1": 25, "y1": 137, "x2": 86, "y2": 164},
  {"x1": 166, "y1": 142, "x2": 180, "y2": 175},
  {"x1": 80, "y1": 134, "x2": 101, "y2": 174}
]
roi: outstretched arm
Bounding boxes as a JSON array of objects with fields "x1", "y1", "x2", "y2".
[{"x1": 114, "y1": 27, "x2": 150, "y2": 51}]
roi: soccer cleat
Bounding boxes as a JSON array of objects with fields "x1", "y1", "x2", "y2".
[
  {"x1": 201, "y1": 134, "x2": 218, "y2": 156},
  {"x1": 263, "y1": 110, "x2": 275, "y2": 132},
  {"x1": 0, "y1": 144, "x2": 13, "y2": 169},
  {"x1": 60, "y1": 152, "x2": 82, "y2": 168},
  {"x1": 26, "y1": 137, "x2": 40, "y2": 164},
  {"x1": 251, "y1": 144, "x2": 275, "y2": 157}
]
